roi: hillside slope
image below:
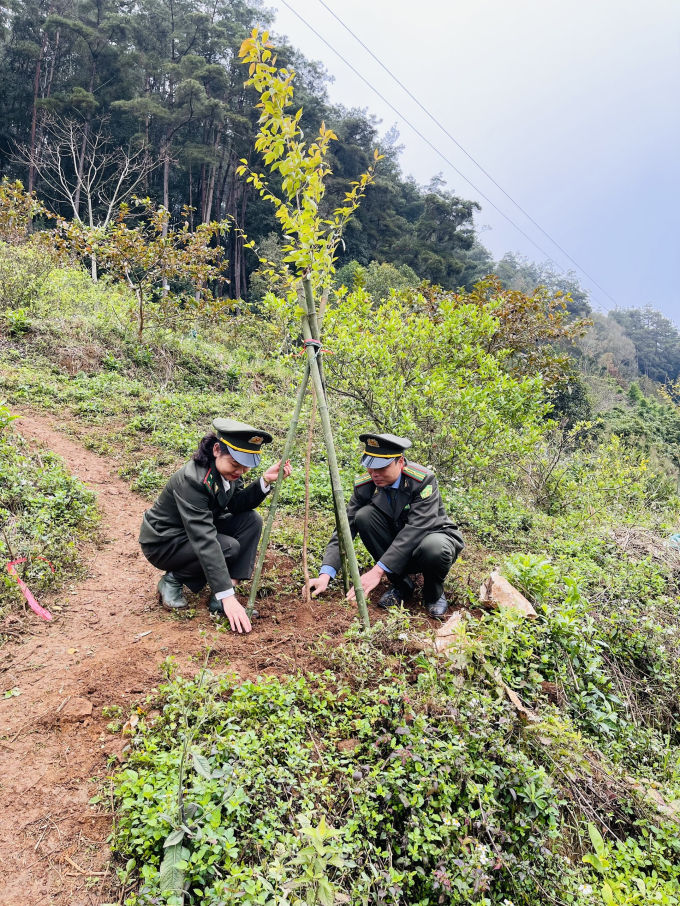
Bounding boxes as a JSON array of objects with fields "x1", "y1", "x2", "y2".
[{"x1": 1, "y1": 262, "x2": 680, "y2": 904}]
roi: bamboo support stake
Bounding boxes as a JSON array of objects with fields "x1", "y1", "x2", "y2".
[
  {"x1": 300, "y1": 305, "x2": 370, "y2": 628},
  {"x1": 313, "y1": 289, "x2": 352, "y2": 591},
  {"x1": 246, "y1": 362, "x2": 310, "y2": 616},
  {"x1": 303, "y1": 277, "x2": 322, "y2": 356},
  {"x1": 302, "y1": 277, "x2": 351, "y2": 594},
  {"x1": 302, "y1": 384, "x2": 317, "y2": 605},
  {"x1": 298, "y1": 281, "x2": 317, "y2": 605}
]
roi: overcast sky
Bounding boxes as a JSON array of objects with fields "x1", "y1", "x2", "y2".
[{"x1": 268, "y1": 0, "x2": 679, "y2": 322}]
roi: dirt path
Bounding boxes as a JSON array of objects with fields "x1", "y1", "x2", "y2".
[{"x1": 0, "y1": 412, "x2": 359, "y2": 906}]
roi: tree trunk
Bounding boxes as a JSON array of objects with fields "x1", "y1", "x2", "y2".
[
  {"x1": 143, "y1": 68, "x2": 150, "y2": 190},
  {"x1": 217, "y1": 147, "x2": 235, "y2": 219},
  {"x1": 238, "y1": 164, "x2": 250, "y2": 299},
  {"x1": 33, "y1": 26, "x2": 60, "y2": 185},
  {"x1": 188, "y1": 164, "x2": 193, "y2": 231},
  {"x1": 302, "y1": 386, "x2": 317, "y2": 605},
  {"x1": 45, "y1": 27, "x2": 59, "y2": 100},
  {"x1": 211, "y1": 133, "x2": 228, "y2": 221},
  {"x1": 28, "y1": 1, "x2": 57, "y2": 193},
  {"x1": 73, "y1": 125, "x2": 87, "y2": 217},
  {"x1": 220, "y1": 154, "x2": 242, "y2": 298},
  {"x1": 136, "y1": 286, "x2": 144, "y2": 342},
  {"x1": 162, "y1": 130, "x2": 170, "y2": 226},
  {"x1": 233, "y1": 228, "x2": 241, "y2": 299},
  {"x1": 199, "y1": 161, "x2": 206, "y2": 223},
  {"x1": 161, "y1": 129, "x2": 171, "y2": 294},
  {"x1": 202, "y1": 127, "x2": 223, "y2": 223},
  {"x1": 28, "y1": 34, "x2": 47, "y2": 193},
  {"x1": 74, "y1": 64, "x2": 96, "y2": 217},
  {"x1": 203, "y1": 164, "x2": 213, "y2": 224}
]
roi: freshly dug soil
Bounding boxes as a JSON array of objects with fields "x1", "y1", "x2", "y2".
[{"x1": 0, "y1": 412, "x2": 388, "y2": 905}]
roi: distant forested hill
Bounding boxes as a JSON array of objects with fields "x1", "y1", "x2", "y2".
[
  {"x1": 0, "y1": 0, "x2": 493, "y2": 293},
  {"x1": 1, "y1": 0, "x2": 677, "y2": 383}
]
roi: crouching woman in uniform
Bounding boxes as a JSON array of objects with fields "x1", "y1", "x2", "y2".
[{"x1": 138, "y1": 419, "x2": 292, "y2": 634}]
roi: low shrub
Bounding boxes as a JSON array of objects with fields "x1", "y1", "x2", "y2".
[
  {"x1": 0, "y1": 402, "x2": 99, "y2": 615},
  {"x1": 111, "y1": 615, "x2": 680, "y2": 906},
  {"x1": 113, "y1": 659, "x2": 570, "y2": 905}
]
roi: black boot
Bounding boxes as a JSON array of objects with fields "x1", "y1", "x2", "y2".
[
  {"x1": 378, "y1": 586, "x2": 404, "y2": 608},
  {"x1": 157, "y1": 574, "x2": 188, "y2": 610},
  {"x1": 425, "y1": 594, "x2": 448, "y2": 618}
]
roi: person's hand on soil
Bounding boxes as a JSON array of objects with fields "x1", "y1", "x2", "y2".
[
  {"x1": 263, "y1": 459, "x2": 292, "y2": 485},
  {"x1": 220, "y1": 596, "x2": 252, "y2": 633},
  {"x1": 307, "y1": 574, "x2": 331, "y2": 597},
  {"x1": 347, "y1": 564, "x2": 385, "y2": 601}
]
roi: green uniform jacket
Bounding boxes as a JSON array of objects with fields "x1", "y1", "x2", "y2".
[
  {"x1": 138, "y1": 460, "x2": 268, "y2": 594},
  {"x1": 322, "y1": 462, "x2": 464, "y2": 576}
]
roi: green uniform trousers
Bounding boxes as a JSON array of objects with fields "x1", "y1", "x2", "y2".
[
  {"x1": 354, "y1": 505, "x2": 457, "y2": 603},
  {"x1": 141, "y1": 510, "x2": 262, "y2": 594}
]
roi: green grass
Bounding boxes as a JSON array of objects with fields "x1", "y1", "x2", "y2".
[{"x1": 0, "y1": 416, "x2": 99, "y2": 616}]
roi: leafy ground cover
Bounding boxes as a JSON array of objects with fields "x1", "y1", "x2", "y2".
[
  {"x1": 0, "y1": 400, "x2": 99, "y2": 617},
  {"x1": 111, "y1": 610, "x2": 680, "y2": 906}
]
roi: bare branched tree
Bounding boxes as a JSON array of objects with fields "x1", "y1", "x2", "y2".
[{"x1": 21, "y1": 114, "x2": 158, "y2": 279}]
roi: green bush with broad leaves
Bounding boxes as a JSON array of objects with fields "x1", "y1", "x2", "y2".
[
  {"x1": 0, "y1": 241, "x2": 55, "y2": 311},
  {"x1": 322, "y1": 289, "x2": 550, "y2": 484},
  {"x1": 471, "y1": 546, "x2": 680, "y2": 778},
  {"x1": 583, "y1": 822, "x2": 680, "y2": 904},
  {"x1": 333, "y1": 259, "x2": 420, "y2": 302}
]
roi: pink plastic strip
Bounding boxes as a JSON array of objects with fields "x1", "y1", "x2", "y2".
[{"x1": 6, "y1": 558, "x2": 53, "y2": 621}]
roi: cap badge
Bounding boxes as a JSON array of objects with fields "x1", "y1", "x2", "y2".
[
  {"x1": 367, "y1": 438, "x2": 379, "y2": 447},
  {"x1": 249, "y1": 436, "x2": 264, "y2": 445}
]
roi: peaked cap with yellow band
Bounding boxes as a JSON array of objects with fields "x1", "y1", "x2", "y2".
[
  {"x1": 359, "y1": 432, "x2": 412, "y2": 470},
  {"x1": 212, "y1": 418, "x2": 273, "y2": 468}
]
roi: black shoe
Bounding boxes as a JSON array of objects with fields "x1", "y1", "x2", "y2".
[
  {"x1": 208, "y1": 595, "x2": 259, "y2": 619},
  {"x1": 157, "y1": 574, "x2": 188, "y2": 610},
  {"x1": 378, "y1": 586, "x2": 404, "y2": 609},
  {"x1": 380, "y1": 576, "x2": 414, "y2": 604},
  {"x1": 426, "y1": 594, "x2": 448, "y2": 618}
]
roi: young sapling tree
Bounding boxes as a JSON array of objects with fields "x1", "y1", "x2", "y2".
[
  {"x1": 237, "y1": 30, "x2": 380, "y2": 624},
  {"x1": 57, "y1": 197, "x2": 238, "y2": 341}
]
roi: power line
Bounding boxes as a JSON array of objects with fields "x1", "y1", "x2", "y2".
[
  {"x1": 275, "y1": 0, "x2": 614, "y2": 312},
  {"x1": 314, "y1": 0, "x2": 618, "y2": 311}
]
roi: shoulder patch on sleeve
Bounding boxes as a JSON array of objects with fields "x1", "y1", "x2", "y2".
[
  {"x1": 404, "y1": 464, "x2": 428, "y2": 481},
  {"x1": 354, "y1": 474, "x2": 373, "y2": 487},
  {"x1": 420, "y1": 484, "x2": 433, "y2": 499}
]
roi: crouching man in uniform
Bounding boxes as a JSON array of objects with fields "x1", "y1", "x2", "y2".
[
  {"x1": 308, "y1": 433, "x2": 464, "y2": 617},
  {"x1": 139, "y1": 418, "x2": 292, "y2": 633}
]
